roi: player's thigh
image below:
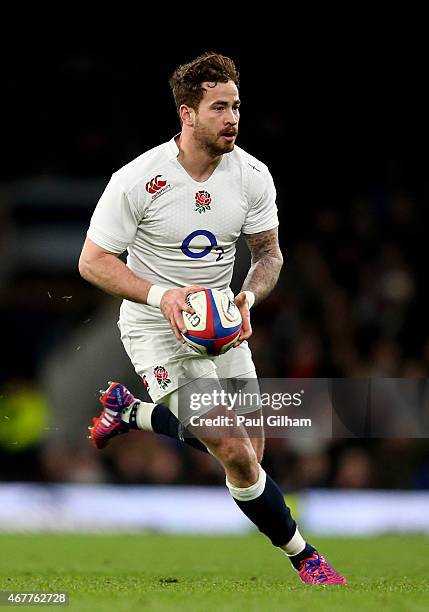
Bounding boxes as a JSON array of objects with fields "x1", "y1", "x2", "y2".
[
  {"x1": 214, "y1": 342, "x2": 263, "y2": 418},
  {"x1": 215, "y1": 343, "x2": 265, "y2": 459},
  {"x1": 163, "y1": 378, "x2": 255, "y2": 462}
]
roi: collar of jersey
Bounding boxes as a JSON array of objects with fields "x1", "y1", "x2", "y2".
[{"x1": 167, "y1": 133, "x2": 226, "y2": 185}]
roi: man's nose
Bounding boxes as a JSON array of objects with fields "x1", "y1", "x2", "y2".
[{"x1": 224, "y1": 108, "x2": 238, "y2": 124}]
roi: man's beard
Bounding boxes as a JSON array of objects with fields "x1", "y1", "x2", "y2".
[{"x1": 194, "y1": 120, "x2": 236, "y2": 156}]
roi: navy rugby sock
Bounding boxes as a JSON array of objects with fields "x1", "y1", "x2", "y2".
[
  {"x1": 227, "y1": 466, "x2": 314, "y2": 567},
  {"x1": 128, "y1": 402, "x2": 209, "y2": 454},
  {"x1": 229, "y1": 472, "x2": 297, "y2": 546}
]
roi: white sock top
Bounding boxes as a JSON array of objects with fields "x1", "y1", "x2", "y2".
[{"x1": 226, "y1": 465, "x2": 266, "y2": 501}]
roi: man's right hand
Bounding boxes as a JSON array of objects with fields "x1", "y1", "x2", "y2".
[{"x1": 160, "y1": 286, "x2": 205, "y2": 342}]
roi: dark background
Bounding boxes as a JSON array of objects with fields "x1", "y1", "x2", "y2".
[{"x1": 1, "y1": 33, "x2": 429, "y2": 489}]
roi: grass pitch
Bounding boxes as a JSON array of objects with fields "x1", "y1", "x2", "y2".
[{"x1": 0, "y1": 533, "x2": 428, "y2": 611}]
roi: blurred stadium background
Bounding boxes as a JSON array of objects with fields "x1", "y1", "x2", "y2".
[{"x1": 1, "y1": 41, "x2": 429, "y2": 536}]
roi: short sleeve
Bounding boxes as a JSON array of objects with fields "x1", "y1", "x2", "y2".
[
  {"x1": 242, "y1": 169, "x2": 279, "y2": 235},
  {"x1": 87, "y1": 177, "x2": 141, "y2": 253}
]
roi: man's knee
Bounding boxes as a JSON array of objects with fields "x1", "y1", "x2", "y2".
[{"x1": 208, "y1": 437, "x2": 258, "y2": 472}]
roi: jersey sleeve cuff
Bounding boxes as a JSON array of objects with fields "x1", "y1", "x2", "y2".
[{"x1": 86, "y1": 227, "x2": 129, "y2": 254}]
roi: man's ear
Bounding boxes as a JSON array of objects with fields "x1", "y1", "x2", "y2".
[{"x1": 179, "y1": 105, "x2": 195, "y2": 126}]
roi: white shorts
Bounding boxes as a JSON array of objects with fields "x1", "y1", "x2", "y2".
[{"x1": 118, "y1": 305, "x2": 259, "y2": 424}]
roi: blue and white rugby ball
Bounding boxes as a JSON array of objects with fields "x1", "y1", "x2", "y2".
[{"x1": 182, "y1": 289, "x2": 242, "y2": 356}]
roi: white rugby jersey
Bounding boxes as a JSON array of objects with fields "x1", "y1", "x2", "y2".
[{"x1": 87, "y1": 135, "x2": 278, "y2": 325}]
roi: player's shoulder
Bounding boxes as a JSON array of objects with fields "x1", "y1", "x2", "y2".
[
  {"x1": 229, "y1": 145, "x2": 274, "y2": 201},
  {"x1": 111, "y1": 140, "x2": 173, "y2": 193},
  {"x1": 229, "y1": 144, "x2": 271, "y2": 178}
]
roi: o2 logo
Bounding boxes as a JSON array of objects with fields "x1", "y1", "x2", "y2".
[{"x1": 181, "y1": 230, "x2": 224, "y2": 261}]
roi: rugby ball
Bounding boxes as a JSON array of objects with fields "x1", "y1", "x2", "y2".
[{"x1": 182, "y1": 289, "x2": 242, "y2": 356}]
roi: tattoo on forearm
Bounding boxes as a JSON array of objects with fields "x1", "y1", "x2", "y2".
[{"x1": 242, "y1": 228, "x2": 283, "y2": 304}]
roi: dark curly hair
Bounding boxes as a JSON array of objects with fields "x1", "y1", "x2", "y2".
[{"x1": 169, "y1": 52, "x2": 239, "y2": 116}]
